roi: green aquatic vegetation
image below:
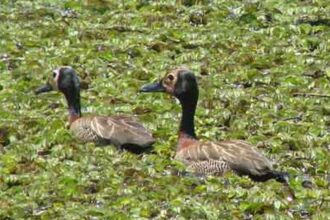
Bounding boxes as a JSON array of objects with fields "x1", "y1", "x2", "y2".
[{"x1": 0, "y1": 0, "x2": 329, "y2": 219}]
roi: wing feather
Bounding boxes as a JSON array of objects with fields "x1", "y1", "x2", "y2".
[
  {"x1": 71, "y1": 116, "x2": 154, "y2": 147},
  {"x1": 176, "y1": 140, "x2": 273, "y2": 177}
]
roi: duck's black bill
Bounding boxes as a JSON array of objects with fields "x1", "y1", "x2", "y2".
[
  {"x1": 35, "y1": 83, "x2": 53, "y2": 95},
  {"x1": 139, "y1": 82, "x2": 165, "y2": 93}
]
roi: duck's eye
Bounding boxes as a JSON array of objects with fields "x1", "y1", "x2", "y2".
[
  {"x1": 53, "y1": 72, "x2": 57, "y2": 78},
  {"x1": 167, "y1": 75, "x2": 174, "y2": 81}
]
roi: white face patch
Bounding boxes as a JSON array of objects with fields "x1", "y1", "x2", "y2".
[
  {"x1": 53, "y1": 68, "x2": 60, "y2": 87},
  {"x1": 53, "y1": 69, "x2": 60, "y2": 82}
]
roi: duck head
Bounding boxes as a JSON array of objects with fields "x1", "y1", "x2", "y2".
[
  {"x1": 35, "y1": 66, "x2": 80, "y2": 95},
  {"x1": 140, "y1": 67, "x2": 199, "y2": 138},
  {"x1": 36, "y1": 66, "x2": 81, "y2": 121},
  {"x1": 139, "y1": 67, "x2": 199, "y2": 102}
]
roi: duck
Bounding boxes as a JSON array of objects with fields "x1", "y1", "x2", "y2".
[
  {"x1": 140, "y1": 67, "x2": 288, "y2": 182},
  {"x1": 36, "y1": 66, "x2": 155, "y2": 153}
]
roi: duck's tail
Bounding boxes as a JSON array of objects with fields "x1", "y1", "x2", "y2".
[
  {"x1": 273, "y1": 171, "x2": 290, "y2": 184},
  {"x1": 249, "y1": 170, "x2": 289, "y2": 184}
]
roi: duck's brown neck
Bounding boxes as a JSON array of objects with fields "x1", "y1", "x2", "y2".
[
  {"x1": 177, "y1": 131, "x2": 198, "y2": 151},
  {"x1": 68, "y1": 106, "x2": 81, "y2": 125},
  {"x1": 63, "y1": 91, "x2": 81, "y2": 126}
]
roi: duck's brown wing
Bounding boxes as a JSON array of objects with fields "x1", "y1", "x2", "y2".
[
  {"x1": 176, "y1": 140, "x2": 273, "y2": 177},
  {"x1": 70, "y1": 116, "x2": 155, "y2": 148},
  {"x1": 214, "y1": 140, "x2": 274, "y2": 176}
]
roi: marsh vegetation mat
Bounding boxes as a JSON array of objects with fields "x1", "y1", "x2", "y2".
[{"x1": 0, "y1": 0, "x2": 329, "y2": 219}]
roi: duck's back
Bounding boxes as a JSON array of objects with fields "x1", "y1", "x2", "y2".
[
  {"x1": 70, "y1": 115, "x2": 155, "y2": 148},
  {"x1": 175, "y1": 139, "x2": 273, "y2": 178}
]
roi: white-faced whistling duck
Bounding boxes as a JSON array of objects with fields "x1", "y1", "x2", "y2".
[
  {"x1": 36, "y1": 66, "x2": 155, "y2": 153},
  {"x1": 140, "y1": 67, "x2": 288, "y2": 183}
]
